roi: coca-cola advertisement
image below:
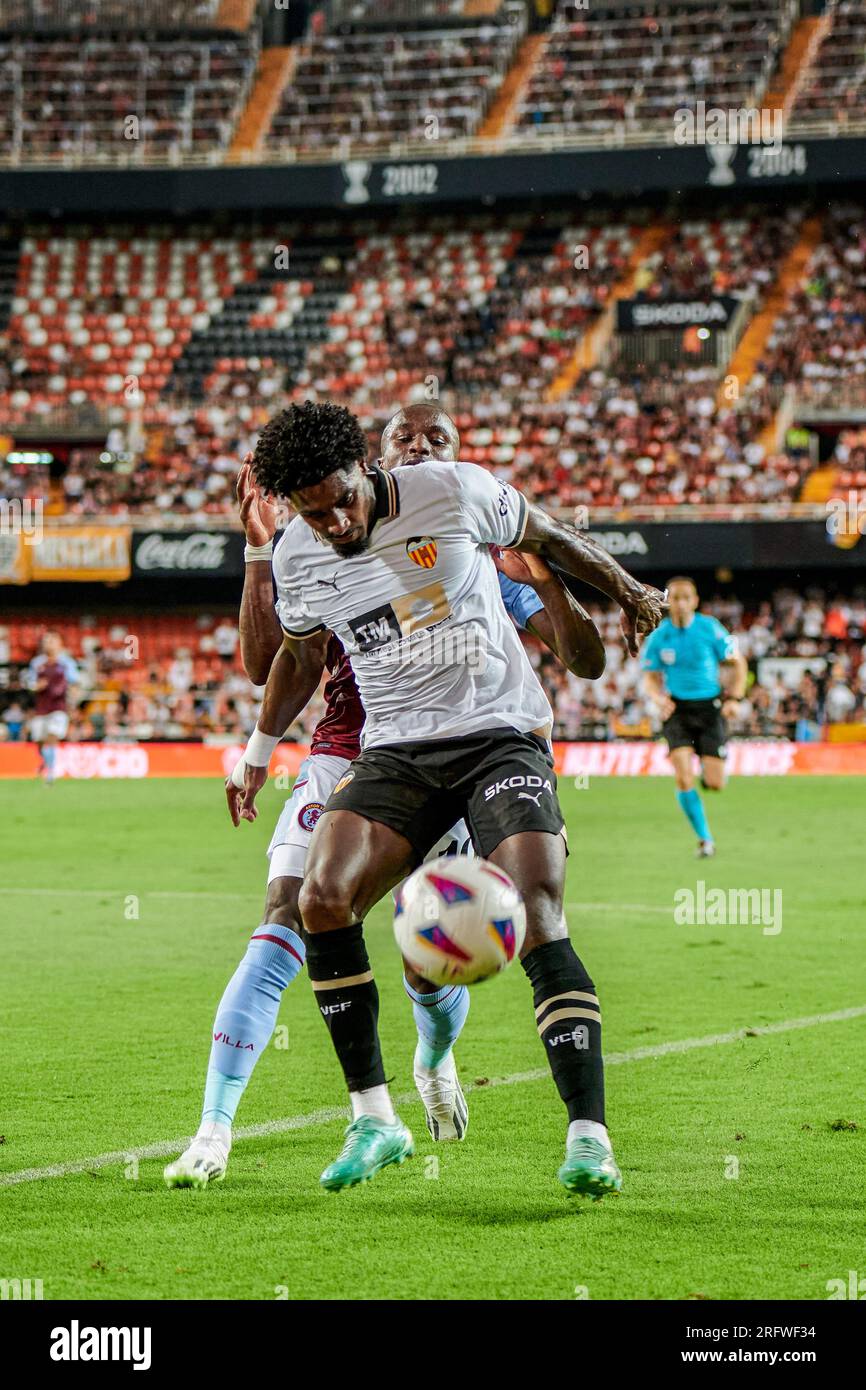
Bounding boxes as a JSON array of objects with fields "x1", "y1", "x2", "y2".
[{"x1": 132, "y1": 530, "x2": 244, "y2": 577}]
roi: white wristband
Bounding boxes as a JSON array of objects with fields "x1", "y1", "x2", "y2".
[
  {"x1": 244, "y1": 541, "x2": 273, "y2": 562},
  {"x1": 229, "y1": 754, "x2": 247, "y2": 789},
  {"x1": 245, "y1": 726, "x2": 280, "y2": 767}
]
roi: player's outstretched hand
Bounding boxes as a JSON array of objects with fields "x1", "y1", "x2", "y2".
[
  {"x1": 239, "y1": 764, "x2": 267, "y2": 822},
  {"x1": 237, "y1": 453, "x2": 279, "y2": 546},
  {"x1": 225, "y1": 755, "x2": 267, "y2": 825},
  {"x1": 620, "y1": 585, "x2": 669, "y2": 657},
  {"x1": 490, "y1": 545, "x2": 555, "y2": 587},
  {"x1": 225, "y1": 775, "x2": 243, "y2": 827}
]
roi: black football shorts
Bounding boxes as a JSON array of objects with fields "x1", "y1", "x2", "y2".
[
  {"x1": 323, "y1": 726, "x2": 565, "y2": 862},
  {"x1": 663, "y1": 697, "x2": 728, "y2": 759}
]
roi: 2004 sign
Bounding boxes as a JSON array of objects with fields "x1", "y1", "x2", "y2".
[{"x1": 747, "y1": 144, "x2": 807, "y2": 179}]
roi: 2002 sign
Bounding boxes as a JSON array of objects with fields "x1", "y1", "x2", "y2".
[{"x1": 382, "y1": 163, "x2": 439, "y2": 197}]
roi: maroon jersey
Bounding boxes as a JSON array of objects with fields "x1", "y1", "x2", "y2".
[
  {"x1": 31, "y1": 659, "x2": 73, "y2": 715},
  {"x1": 310, "y1": 635, "x2": 364, "y2": 761}
]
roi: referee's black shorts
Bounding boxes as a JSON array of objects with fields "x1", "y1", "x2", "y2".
[
  {"x1": 323, "y1": 726, "x2": 565, "y2": 862},
  {"x1": 662, "y1": 697, "x2": 727, "y2": 759}
]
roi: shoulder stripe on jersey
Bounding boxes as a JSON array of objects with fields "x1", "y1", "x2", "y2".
[
  {"x1": 384, "y1": 467, "x2": 400, "y2": 519},
  {"x1": 369, "y1": 464, "x2": 400, "y2": 522},
  {"x1": 506, "y1": 492, "x2": 529, "y2": 548}
]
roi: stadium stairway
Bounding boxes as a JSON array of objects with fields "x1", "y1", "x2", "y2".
[
  {"x1": 546, "y1": 223, "x2": 671, "y2": 398},
  {"x1": 165, "y1": 231, "x2": 355, "y2": 401},
  {"x1": 763, "y1": 15, "x2": 826, "y2": 123},
  {"x1": 722, "y1": 214, "x2": 823, "y2": 413},
  {"x1": 216, "y1": 0, "x2": 258, "y2": 29},
  {"x1": 477, "y1": 34, "x2": 547, "y2": 140},
  {"x1": 229, "y1": 46, "x2": 297, "y2": 159},
  {"x1": 800, "y1": 464, "x2": 839, "y2": 505}
]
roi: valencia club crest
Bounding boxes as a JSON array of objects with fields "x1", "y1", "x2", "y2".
[{"x1": 406, "y1": 536, "x2": 438, "y2": 569}]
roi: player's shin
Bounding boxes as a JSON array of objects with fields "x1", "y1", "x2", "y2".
[
  {"x1": 404, "y1": 975, "x2": 470, "y2": 1140},
  {"x1": 306, "y1": 923, "x2": 393, "y2": 1120},
  {"x1": 523, "y1": 937, "x2": 621, "y2": 1197},
  {"x1": 676, "y1": 787, "x2": 712, "y2": 844},
  {"x1": 523, "y1": 937, "x2": 605, "y2": 1127},
  {"x1": 403, "y1": 977, "x2": 470, "y2": 1070},
  {"x1": 202, "y1": 923, "x2": 306, "y2": 1127}
]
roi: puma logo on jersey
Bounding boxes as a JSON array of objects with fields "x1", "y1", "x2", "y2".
[
  {"x1": 484, "y1": 774, "x2": 553, "y2": 802},
  {"x1": 317, "y1": 576, "x2": 339, "y2": 591}
]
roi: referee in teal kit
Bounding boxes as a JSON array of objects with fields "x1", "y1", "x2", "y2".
[{"x1": 641, "y1": 577, "x2": 748, "y2": 857}]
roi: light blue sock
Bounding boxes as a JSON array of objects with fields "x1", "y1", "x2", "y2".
[
  {"x1": 42, "y1": 744, "x2": 56, "y2": 780},
  {"x1": 202, "y1": 923, "x2": 305, "y2": 1127},
  {"x1": 404, "y1": 975, "x2": 470, "y2": 1070},
  {"x1": 676, "y1": 788, "x2": 712, "y2": 843}
]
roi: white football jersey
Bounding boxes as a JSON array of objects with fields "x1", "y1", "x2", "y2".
[{"x1": 271, "y1": 461, "x2": 552, "y2": 748}]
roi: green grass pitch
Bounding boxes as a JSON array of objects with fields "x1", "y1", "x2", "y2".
[{"x1": 1, "y1": 773, "x2": 864, "y2": 1301}]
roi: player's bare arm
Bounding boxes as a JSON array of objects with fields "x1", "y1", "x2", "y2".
[
  {"x1": 516, "y1": 505, "x2": 667, "y2": 656},
  {"x1": 226, "y1": 632, "x2": 328, "y2": 826},
  {"x1": 237, "y1": 453, "x2": 283, "y2": 684},
  {"x1": 492, "y1": 546, "x2": 605, "y2": 679}
]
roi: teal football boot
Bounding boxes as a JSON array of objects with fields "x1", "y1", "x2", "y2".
[
  {"x1": 558, "y1": 1136, "x2": 622, "y2": 1201},
  {"x1": 320, "y1": 1114, "x2": 414, "y2": 1192}
]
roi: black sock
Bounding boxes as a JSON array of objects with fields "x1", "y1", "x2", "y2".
[
  {"x1": 522, "y1": 938, "x2": 605, "y2": 1124},
  {"x1": 305, "y1": 924, "x2": 385, "y2": 1094}
]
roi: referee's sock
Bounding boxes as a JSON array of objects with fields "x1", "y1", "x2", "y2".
[{"x1": 677, "y1": 787, "x2": 712, "y2": 842}]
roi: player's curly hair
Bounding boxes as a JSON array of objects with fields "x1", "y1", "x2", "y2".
[{"x1": 252, "y1": 401, "x2": 369, "y2": 497}]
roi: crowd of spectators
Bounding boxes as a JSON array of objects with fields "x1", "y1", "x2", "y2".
[
  {"x1": 751, "y1": 202, "x2": 866, "y2": 409},
  {"x1": 517, "y1": 0, "x2": 789, "y2": 138},
  {"x1": 1, "y1": 200, "x2": 865, "y2": 515},
  {"x1": 0, "y1": 30, "x2": 258, "y2": 162},
  {"x1": 536, "y1": 588, "x2": 866, "y2": 742},
  {"x1": 265, "y1": 7, "x2": 525, "y2": 155},
  {"x1": 788, "y1": 0, "x2": 866, "y2": 131},
  {"x1": 0, "y1": 1, "x2": 221, "y2": 28},
  {"x1": 2, "y1": 589, "x2": 864, "y2": 747}
]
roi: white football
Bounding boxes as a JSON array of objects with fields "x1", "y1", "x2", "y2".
[{"x1": 394, "y1": 857, "x2": 526, "y2": 987}]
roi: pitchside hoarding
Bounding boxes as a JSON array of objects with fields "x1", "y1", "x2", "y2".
[
  {"x1": 131, "y1": 530, "x2": 245, "y2": 577},
  {"x1": 126, "y1": 522, "x2": 862, "y2": 580},
  {"x1": 1, "y1": 741, "x2": 864, "y2": 778}
]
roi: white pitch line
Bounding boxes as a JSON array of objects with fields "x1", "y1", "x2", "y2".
[
  {"x1": 4, "y1": 886, "x2": 674, "y2": 915},
  {"x1": 2, "y1": 1004, "x2": 864, "y2": 1189}
]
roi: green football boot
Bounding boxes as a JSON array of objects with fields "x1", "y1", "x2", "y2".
[
  {"x1": 558, "y1": 1136, "x2": 622, "y2": 1201},
  {"x1": 320, "y1": 1114, "x2": 414, "y2": 1192}
]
